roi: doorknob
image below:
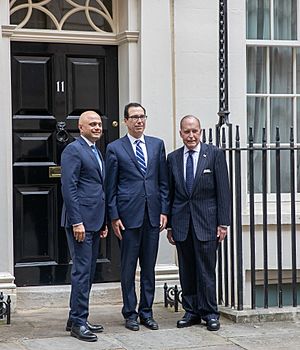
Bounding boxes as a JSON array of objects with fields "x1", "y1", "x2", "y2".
[{"x1": 112, "y1": 121, "x2": 118, "y2": 127}]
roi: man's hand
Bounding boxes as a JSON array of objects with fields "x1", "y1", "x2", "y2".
[
  {"x1": 100, "y1": 225, "x2": 108, "y2": 238},
  {"x1": 73, "y1": 224, "x2": 85, "y2": 242},
  {"x1": 217, "y1": 225, "x2": 227, "y2": 242},
  {"x1": 167, "y1": 229, "x2": 176, "y2": 245},
  {"x1": 159, "y1": 214, "x2": 168, "y2": 232},
  {"x1": 112, "y1": 219, "x2": 125, "y2": 240}
]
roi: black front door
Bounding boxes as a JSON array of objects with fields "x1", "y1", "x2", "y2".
[{"x1": 11, "y1": 42, "x2": 120, "y2": 286}]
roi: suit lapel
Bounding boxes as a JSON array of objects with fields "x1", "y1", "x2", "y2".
[
  {"x1": 144, "y1": 136, "x2": 154, "y2": 174},
  {"x1": 79, "y1": 137, "x2": 103, "y2": 180},
  {"x1": 174, "y1": 147, "x2": 187, "y2": 193},
  {"x1": 193, "y1": 142, "x2": 208, "y2": 189},
  {"x1": 121, "y1": 135, "x2": 143, "y2": 174}
]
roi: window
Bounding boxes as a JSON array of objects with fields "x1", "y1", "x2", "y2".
[
  {"x1": 10, "y1": 0, "x2": 114, "y2": 32},
  {"x1": 246, "y1": 0, "x2": 300, "y2": 193}
]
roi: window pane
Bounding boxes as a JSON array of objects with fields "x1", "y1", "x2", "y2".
[
  {"x1": 247, "y1": 47, "x2": 267, "y2": 93},
  {"x1": 10, "y1": 0, "x2": 113, "y2": 32},
  {"x1": 274, "y1": 0, "x2": 297, "y2": 40},
  {"x1": 297, "y1": 98, "x2": 300, "y2": 142},
  {"x1": 270, "y1": 98, "x2": 293, "y2": 143},
  {"x1": 296, "y1": 49, "x2": 300, "y2": 93},
  {"x1": 270, "y1": 47, "x2": 293, "y2": 94},
  {"x1": 248, "y1": 150, "x2": 263, "y2": 193},
  {"x1": 247, "y1": 97, "x2": 267, "y2": 143},
  {"x1": 246, "y1": 0, "x2": 270, "y2": 39},
  {"x1": 270, "y1": 151, "x2": 291, "y2": 192}
]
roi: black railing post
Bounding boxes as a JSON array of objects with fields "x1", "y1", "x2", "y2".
[
  {"x1": 275, "y1": 127, "x2": 283, "y2": 308},
  {"x1": 262, "y1": 128, "x2": 268, "y2": 308},
  {"x1": 228, "y1": 123, "x2": 235, "y2": 309},
  {"x1": 290, "y1": 127, "x2": 297, "y2": 307},
  {"x1": 222, "y1": 128, "x2": 229, "y2": 307},
  {"x1": 235, "y1": 126, "x2": 243, "y2": 310},
  {"x1": 218, "y1": 0, "x2": 230, "y2": 127},
  {"x1": 248, "y1": 127, "x2": 256, "y2": 309}
]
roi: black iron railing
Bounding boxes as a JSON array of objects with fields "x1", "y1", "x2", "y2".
[
  {"x1": 214, "y1": 125, "x2": 299, "y2": 310},
  {"x1": 0, "y1": 292, "x2": 11, "y2": 324}
]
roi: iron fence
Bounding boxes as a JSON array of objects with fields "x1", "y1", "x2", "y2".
[{"x1": 211, "y1": 124, "x2": 299, "y2": 311}]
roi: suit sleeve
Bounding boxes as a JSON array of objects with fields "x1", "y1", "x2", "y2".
[
  {"x1": 214, "y1": 148, "x2": 231, "y2": 226},
  {"x1": 105, "y1": 144, "x2": 120, "y2": 221},
  {"x1": 61, "y1": 144, "x2": 82, "y2": 225},
  {"x1": 167, "y1": 154, "x2": 175, "y2": 228},
  {"x1": 158, "y1": 141, "x2": 169, "y2": 215}
]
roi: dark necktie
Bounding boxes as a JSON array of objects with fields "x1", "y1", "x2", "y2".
[
  {"x1": 135, "y1": 140, "x2": 147, "y2": 176},
  {"x1": 186, "y1": 150, "x2": 194, "y2": 194},
  {"x1": 91, "y1": 144, "x2": 102, "y2": 172}
]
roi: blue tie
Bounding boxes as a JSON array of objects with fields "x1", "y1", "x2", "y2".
[
  {"x1": 186, "y1": 150, "x2": 194, "y2": 194},
  {"x1": 135, "y1": 140, "x2": 147, "y2": 176},
  {"x1": 91, "y1": 145, "x2": 102, "y2": 172}
]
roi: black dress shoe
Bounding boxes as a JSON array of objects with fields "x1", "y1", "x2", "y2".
[
  {"x1": 177, "y1": 313, "x2": 201, "y2": 328},
  {"x1": 70, "y1": 325, "x2": 98, "y2": 342},
  {"x1": 206, "y1": 318, "x2": 220, "y2": 331},
  {"x1": 86, "y1": 321, "x2": 104, "y2": 333},
  {"x1": 125, "y1": 319, "x2": 139, "y2": 331},
  {"x1": 66, "y1": 320, "x2": 104, "y2": 333},
  {"x1": 140, "y1": 317, "x2": 159, "y2": 330}
]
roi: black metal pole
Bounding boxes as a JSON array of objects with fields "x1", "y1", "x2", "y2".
[
  {"x1": 218, "y1": 0, "x2": 230, "y2": 127},
  {"x1": 249, "y1": 127, "x2": 256, "y2": 309},
  {"x1": 235, "y1": 126, "x2": 243, "y2": 310},
  {"x1": 275, "y1": 127, "x2": 283, "y2": 308},
  {"x1": 290, "y1": 127, "x2": 297, "y2": 306},
  {"x1": 222, "y1": 128, "x2": 229, "y2": 307},
  {"x1": 262, "y1": 128, "x2": 268, "y2": 308}
]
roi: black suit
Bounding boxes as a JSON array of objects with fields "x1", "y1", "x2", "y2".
[{"x1": 167, "y1": 142, "x2": 230, "y2": 320}]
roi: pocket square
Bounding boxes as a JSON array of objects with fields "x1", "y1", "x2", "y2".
[{"x1": 203, "y1": 169, "x2": 212, "y2": 174}]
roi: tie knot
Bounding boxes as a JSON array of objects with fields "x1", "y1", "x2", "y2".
[
  {"x1": 135, "y1": 140, "x2": 141, "y2": 146},
  {"x1": 188, "y1": 150, "x2": 194, "y2": 156},
  {"x1": 91, "y1": 144, "x2": 96, "y2": 150}
]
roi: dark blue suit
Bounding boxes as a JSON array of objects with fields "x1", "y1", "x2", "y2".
[
  {"x1": 105, "y1": 135, "x2": 169, "y2": 320},
  {"x1": 61, "y1": 136, "x2": 105, "y2": 327},
  {"x1": 167, "y1": 143, "x2": 230, "y2": 319}
]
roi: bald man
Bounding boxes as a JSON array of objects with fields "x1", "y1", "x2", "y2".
[{"x1": 61, "y1": 111, "x2": 107, "y2": 342}]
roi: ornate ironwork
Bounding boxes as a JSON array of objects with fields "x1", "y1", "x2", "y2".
[
  {"x1": 56, "y1": 121, "x2": 69, "y2": 143},
  {"x1": 217, "y1": 0, "x2": 230, "y2": 127},
  {"x1": 0, "y1": 292, "x2": 11, "y2": 325},
  {"x1": 164, "y1": 283, "x2": 182, "y2": 312},
  {"x1": 9, "y1": 0, "x2": 115, "y2": 33}
]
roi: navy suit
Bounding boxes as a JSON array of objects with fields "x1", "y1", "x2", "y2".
[
  {"x1": 61, "y1": 136, "x2": 105, "y2": 327},
  {"x1": 105, "y1": 135, "x2": 169, "y2": 320},
  {"x1": 167, "y1": 142, "x2": 230, "y2": 319}
]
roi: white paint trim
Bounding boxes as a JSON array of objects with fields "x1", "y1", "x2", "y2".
[{"x1": 1, "y1": 25, "x2": 139, "y2": 45}]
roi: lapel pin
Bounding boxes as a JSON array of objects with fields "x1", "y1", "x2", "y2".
[{"x1": 203, "y1": 154, "x2": 207, "y2": 158}]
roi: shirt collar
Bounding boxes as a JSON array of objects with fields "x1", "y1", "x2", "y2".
[
  {"x1": 81, "y1": 135, "x2": 95, "y2": 147},
  {"x1": 184, "y1": 142, "x2": 201, "y2": 155},
  {"x1": 127, "y1": 133, "x2": 146, "y2": 145}
]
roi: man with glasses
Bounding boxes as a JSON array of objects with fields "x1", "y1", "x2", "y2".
[{"x1": 106, "y1": 102, "x2": 169, "y2": 331}]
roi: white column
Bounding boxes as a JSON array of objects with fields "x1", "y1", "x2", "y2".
[
  {"x1": 0, "y1": 2, "x2": 16, "y2": 302},
  {"x1": 139, "y1": 0, "x2": 179, "y2": 296}
]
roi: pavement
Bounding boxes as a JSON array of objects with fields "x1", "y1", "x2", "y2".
[{"x1": 1, "y1": 303, "x2": 300, "y2": 350}]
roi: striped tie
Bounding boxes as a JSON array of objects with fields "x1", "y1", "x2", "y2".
[
  {"x1": 186, "y1": 150, "x2": 194, "y2": 194},
  {"x1": 135, "y1": 140, "x2": 147, "y2": 176}
]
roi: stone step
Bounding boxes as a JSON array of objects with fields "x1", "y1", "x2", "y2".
[{"x1": 15, "y1": 278, "x2": 180, "y2": 311}]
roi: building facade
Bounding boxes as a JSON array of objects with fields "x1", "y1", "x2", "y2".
[{"x1": 1, "y1": 0, "x2": 298, "y2": 308}]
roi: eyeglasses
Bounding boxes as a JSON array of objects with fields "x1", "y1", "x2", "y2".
[{"x1": 127, "y1": 115, "x2": 147, "y2": 121}]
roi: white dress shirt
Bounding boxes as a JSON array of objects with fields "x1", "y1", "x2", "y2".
[
  {"x1": 127, "y1": 133, "x2": 148, "y2": 166},
  {"x1": 183, "y1": 143, "x2": 201, "y2": 180}
]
